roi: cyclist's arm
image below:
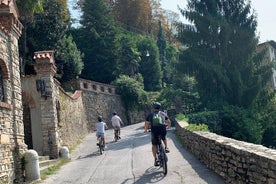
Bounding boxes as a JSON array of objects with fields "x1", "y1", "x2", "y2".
[
  {"x1": 165, "y1": 118, "x2": 171, "y2": 129},
  {"x1": 144, "y1": 121, "x2": 150, "y2": 132},
  {"x1": 120, "y1": 117, "x2": 124, "y2": 126}
]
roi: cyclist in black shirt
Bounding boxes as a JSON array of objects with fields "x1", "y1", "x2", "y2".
[{"x1": 144, "y1": 102, "x2": 171, "y2": 166}]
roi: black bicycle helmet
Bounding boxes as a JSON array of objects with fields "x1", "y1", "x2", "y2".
[
  {"x1": 98, "y1": 115, "x2": 103, "y2": 122},
  {"x1": 153, "y1": 102, "x2": 161, "y2": 110}
]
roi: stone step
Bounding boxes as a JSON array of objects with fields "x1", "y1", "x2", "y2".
[
  {"x1": 39, "y1": 156, "x2": 50, "y2": 162},
  {"x1": 39, "y1": 159, "x2": 58, "y2": 172}
]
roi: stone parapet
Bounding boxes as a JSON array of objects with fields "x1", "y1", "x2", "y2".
[
  {"x1": 76, "y1": 78, "x2": 117, "y2": 95},
  {"x1": 175, "y1": 121, "x2": 276, "y2": 183}
]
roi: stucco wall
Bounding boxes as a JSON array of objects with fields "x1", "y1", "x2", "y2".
[{"x1": 175, "y1": 121, "x2": 276, "y2": 183}]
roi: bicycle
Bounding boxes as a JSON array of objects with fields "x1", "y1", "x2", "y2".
[
  {"x1": 157, "y1": 135, "x2": 168, "y2": 175},
  {"x1": 114, "y1": 128, "x2": 120, "y2": 142},
  {"x1": 98, "y1": 136, "x2": 104, "y2": 155}
]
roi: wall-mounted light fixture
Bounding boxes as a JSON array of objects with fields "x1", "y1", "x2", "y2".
[
  {"x1": 146, "y1": 50, "x2": 150, "y2": 57},
  {"x1": 36, "y1": 79, "x2": 51, "y2": 100}
]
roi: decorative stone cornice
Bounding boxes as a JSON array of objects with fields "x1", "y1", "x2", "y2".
[
  {"x1": 34, "y1": 51, "x2": 57, "y2": 75},
  {"x1": 0, "y1": 0, "x2": 20, "y2": 19},
  {"x1": 0, "y1": 0, "x2": 22, "y2": 37}
]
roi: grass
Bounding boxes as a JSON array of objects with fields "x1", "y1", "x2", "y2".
[
  {"x1": 39, "y1": 136, "x2": 85, "y2": 182},
  {"x1": 186, "y1": 123, "x2": 209, "y2": 131},
  {"x1": 175, "y1": 113, "x2": 188, "y2": 122},
  {"x1": 40, "y1": 158, "x2": 70, "y2": 180}
]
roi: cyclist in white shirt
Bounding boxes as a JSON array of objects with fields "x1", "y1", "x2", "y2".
[
  {"x1": 96, "y1": 116, "x2": 108, "y2": 148},
  {"x1": 111, "y1": 112, "x2": 124, "y2": 139}
]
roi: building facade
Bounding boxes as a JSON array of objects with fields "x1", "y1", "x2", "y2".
[
  {"x1": 257, "y1": 41, "x2": 276, "y2": 89},
  {"x1": 0, "y1": 0, "x2": 25, "y2": 183}
]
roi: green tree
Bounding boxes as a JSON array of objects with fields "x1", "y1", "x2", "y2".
[
  {"x1": 115, "y1": 33, "x2": 141, "y2": 77},
  {"x1": 164, "y1": 44, "x2": 179, "y2": 84},
  {"x1": 73, "y1": 0, "x2": 119, "y2": 83},
  {"x1": 137, "y1": 36, "x2": 162, "y2": 91},
  {"x1": 177, "y1": 0, "x2": 272, "y2": 108},
  {"x1": 24, "y1": 0, "x2": 71, "y2": 75},
  {"x1": 157, "y1": 20, "x2": 167, "y2": 87},
  {"x1": 16, "y1": 0, "x2": 43, "y2": 74},
  {"x1": 27, "y1": 0, "x2": 70, "y2": 51},
  {"x1": 55, "y1": 35, "x2": 84, "y2": 82},
  {"x1": 112, "y1": 75, "x2": 147, "y2": 124}
]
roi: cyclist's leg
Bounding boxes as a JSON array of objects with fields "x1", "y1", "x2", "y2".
[
  {"x1": 161, "y1": 128, "x2": 170, "y2": 153},
  {"x1": 118, "y1": 126, "x2": 121, "y2": 138},
  {"x1": 102, "y1": 135, "x2": 106, "y2": 146},
  {"x1": 151, "y1": 132, "x2": 159, "y2": 166},
  {"x1": 96, "y1": 133, "x2": 100, "y2": 145}
]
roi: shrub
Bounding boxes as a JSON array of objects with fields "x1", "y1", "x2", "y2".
[
  {"x1": 175, "y1": 113, "x2": 188, "y2": 121},
  {"x1": 186, "y1": 124, "x2": 209, "y2": 131},
  {"x1": 187, "y1": 111, "x2": 221, "y2": 133}
]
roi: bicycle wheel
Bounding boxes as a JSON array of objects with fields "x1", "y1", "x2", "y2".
[
  {"x1": 114, "y1": 130, "x2": 118, "y2": 142},
  {"x1": 162, "y1": 151, "x2": 168, "y2": 175},
  {"x1": 99, "y1": 138, "x2": 103, "y2": 155}
]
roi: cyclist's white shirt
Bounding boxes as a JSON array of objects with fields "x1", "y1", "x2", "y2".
[
  {"x1": 111, "y1": 115, "x2": 122, "y2": 127},
  {"x1": 96, "y1": 122, "x2": 106, "y2": 134}
]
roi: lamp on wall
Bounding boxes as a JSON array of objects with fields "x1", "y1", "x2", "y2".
[
  {"x1": 146, "y1": 50, "x2": 150, "y2": 57},
  {"x1": 36, "y1": 79, "x2": 51, "y2": 100}
]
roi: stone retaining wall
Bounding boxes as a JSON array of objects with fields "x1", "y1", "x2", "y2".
[
  {"x1": 57, "y1": 85, "x2": 89, "y2": 149},
  {"x1": 65, "y1": 78, "x2": 145, "y2": 127},
  {"x1": 175, "y1": 121, "x2": 276, "y2": 183}
]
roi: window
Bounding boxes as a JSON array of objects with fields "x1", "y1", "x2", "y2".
[{"x1": 0, "y1": 67, "x2": 4, "y2": 101}]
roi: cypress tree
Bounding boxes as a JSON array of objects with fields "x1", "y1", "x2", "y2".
[{"x1": 76, "y1": 0, "x2": 119, "y2": 83}]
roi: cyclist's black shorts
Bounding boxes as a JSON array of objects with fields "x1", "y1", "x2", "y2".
[{"x1": 151, "y1": 126, "x2": 166, "y2": 145}]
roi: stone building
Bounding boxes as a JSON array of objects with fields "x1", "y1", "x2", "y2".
[
  {"x1": 0, "y1": 0, "x2": 25, "y2": 183},
  {"x1": 257, "y1": 40, "x2": 276, "y2": 88}
]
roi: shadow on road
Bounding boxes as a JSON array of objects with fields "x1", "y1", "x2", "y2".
[
  {"x1": 76, "y1": 150, "x2": 103, "y2": 160},
  {"x1": 134, "y1": 166, "x2": 166, "y2": 184},
  {"x1": 167, "y1": 129, "x2": 226, "y2": 184},
  {"x1": 105, "y1": 129, "x2": 150, "y2": 152},
  {"x1": 120, "y1": 166, "x2": 166, "y2": 184}
]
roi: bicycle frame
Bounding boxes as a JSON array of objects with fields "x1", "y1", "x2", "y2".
[
  {"x1": 98, "y1": 136, "x2": 104, "y2": 155},
  {"x1": 114, "y1": 128, "x2": 119, "y2": 142},
  {"x1": 157, "y1": 136, "x2": 168, "y2": 175}
]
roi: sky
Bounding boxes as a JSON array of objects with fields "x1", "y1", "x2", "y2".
[{"x1": 160, "y1": 0, "x2": 276, "y2": 43}]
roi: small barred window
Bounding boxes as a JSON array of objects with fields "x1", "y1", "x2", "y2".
[{"x1": 0, "y1": 67, "x2": 4, "y2": 101}]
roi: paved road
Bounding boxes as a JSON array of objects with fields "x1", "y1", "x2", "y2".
[{"x1": 39, "y1": 122, "x2": 226, "y2": 184}]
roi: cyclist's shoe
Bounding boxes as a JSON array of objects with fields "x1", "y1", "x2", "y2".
[
  {"x1": 165, "y1": 147, "x2": 170, "y2": 153},
  {"x1": 154, "y1": 159, "x2": 160, "y2": 167}
]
